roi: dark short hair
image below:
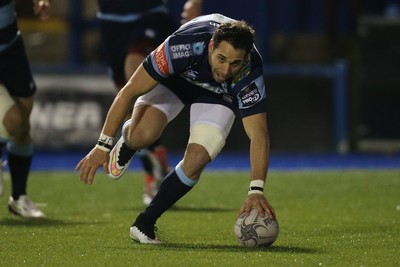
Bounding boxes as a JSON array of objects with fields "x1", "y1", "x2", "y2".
[{"x1": 212, "y1": 20, "x2": 255, "y2": 55}]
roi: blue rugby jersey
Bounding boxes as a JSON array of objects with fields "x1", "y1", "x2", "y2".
[
  {"x1": 0, "y1": 0, "x2": 19, "y2": 52},
  {"x1": 143, "y1": 14, "x2": 267, "y2": 118},
  {"x1": 97, "y1": 0, "x2": 168, "y2": 22}
]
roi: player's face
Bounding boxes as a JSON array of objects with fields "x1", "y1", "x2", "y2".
[{"x1": 208, "y1": 40, "x2": 246, "y2": 83}]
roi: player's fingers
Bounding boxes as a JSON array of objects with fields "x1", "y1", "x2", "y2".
[
  {"x1": 244, "y1": 201, "x2": 253, "y2": 216},
  {"x1": 79, "y1": 164, "x2": 89, "y2": 184},
  {"x1": 102, "y1": 161, "x2": 109, "y2": 174},
  {"x1": 267, "y1": 204, "x2": 276, "y2": 219},
  {"x1": 75, "y1": 158, "x2": 85, "y2": 171},
  {"x1": 262, "y1": 201, "x2": 276, "y2": 219},
  {"x1": 79, "y1": 161, "x2": 93, "y2": 184},
  {"x1": 236, "y1": 203, "x2": 246, "y2": 219},
  {"x1": 87, "y1": 166, "x2": 97, "y2": 185},
  {"x1": 264, "y1": 206, "x2": 274, "y2": 219},
  {"x1": 256, "y1": 205, "x2": 266, "y2": 218}
]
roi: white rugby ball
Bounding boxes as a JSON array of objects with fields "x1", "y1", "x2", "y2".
[{"x1": 234, "y1": 208, "x2": 279, "y2": 247}]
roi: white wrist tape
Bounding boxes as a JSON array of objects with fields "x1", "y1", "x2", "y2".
[
  {"x1": 95, "y1": 144, "x2": 111, "y2": 152},
  {"x1": 248, "y1": 179, "x2": 264, "y2": 195},
  {"x1": 97, "y1": 133, "x2": 114, "y2": 151}
]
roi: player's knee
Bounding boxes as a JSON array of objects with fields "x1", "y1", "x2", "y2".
[
  {"x1": 181, "y1": 143, "x2": 210, "y2": 179},
  {"x1": 188, "y1": 124, "x2": 226, "y2": 161},
  {"x1": 186, "y1": 143, "x2": 211, "y2": 164},
  {"x1": 0, "y1": 85, "x2": 16, "y2": 139},
  {"x1": 5, "y1": 106, "x2": 26, "y2": 133},
  {"x1": 125, "y1": 126, "x2": 159, "y2": 150}
]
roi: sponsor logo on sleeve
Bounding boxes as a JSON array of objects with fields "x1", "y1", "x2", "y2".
[
  {"x1": 154, "y1": 43, "x2": 169, "y2": 75},
  {"x1": 169, "y1": 42, "x2": 205, "y2": 59},
  {"x1": 238, "y1": 82, "x2": 261, "y2": 107}
]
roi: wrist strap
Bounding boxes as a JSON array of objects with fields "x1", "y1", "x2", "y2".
[
  {"x1": 95, "y1": 144, "x2": 111, "y2": 152},
  {"x1": 97, "y1": 133, "x2": 114, "y2": 151},
  {"x1": 248, "y1": 179, "x2": 264, "y2": 195}
]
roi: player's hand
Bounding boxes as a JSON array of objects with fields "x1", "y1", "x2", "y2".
[
  {"x1": 75, "y1": 147, "x2": 109, "y2": 185},
  {"x1": 238, "y1": 193, "x2": 276, "y2": 220},
  {"x1": 33, "y1": 0, "x2": 51, "y2": 20}
]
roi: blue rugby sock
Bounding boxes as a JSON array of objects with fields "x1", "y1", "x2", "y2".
[
  {"x1": 7, "y1": 142, "x2": 33, "y2": 199},
  {"x1": 142, "y1": 161, "x2": 198, "y2": 223}
]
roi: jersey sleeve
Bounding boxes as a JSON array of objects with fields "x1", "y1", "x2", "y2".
[
  {"x1": 142, "y1": 37, "x2": 174, "y2": 82},
  {"x1": 234, "y1": 52, "x2": 268, "y2": 118},
  {"x1": 237, "y1": 77, "x2": 267, "y2": 118},
  {"x1": 143, "y1": 18, "x2": 213, "y2": 82}
]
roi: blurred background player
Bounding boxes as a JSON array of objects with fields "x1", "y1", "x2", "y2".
[
  {"x1": 181, "y1": 0, "x2": 202, "y2": 24},
  {"x1": 0, "y1": 0, "x2": 50, "y2": 218},
  {"x1": 96, "y1": 0, "x2": 202, "y2": 205}
]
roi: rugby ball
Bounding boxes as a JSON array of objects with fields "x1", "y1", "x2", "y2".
[{"x1": 234, "y1": 208, "x2": 279, "y2": 247}]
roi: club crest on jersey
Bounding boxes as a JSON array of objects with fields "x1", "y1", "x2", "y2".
[
  {"x1": 192, "y1": 42, "x2": 205, "y2": 55},
  {"x1": 239, "y1": 82, "x2": 261, "y2": 107},
  {"x1": 222, "y1": 93, "x2": 234, "y2": 103},
  {"x1": 182, "y1": 69, "x2": 199, "y2": 80},
  {"x1": 170, "y1": 42, "x2": 205, "y2": 59}
]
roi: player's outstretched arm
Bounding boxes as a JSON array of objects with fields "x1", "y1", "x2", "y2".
[
  {"x1": 238, "y1": 112, "x2": 276, "y2": 219},
  {"x1": 76, "y1": 64, "x2": 159, "y2": 184}
]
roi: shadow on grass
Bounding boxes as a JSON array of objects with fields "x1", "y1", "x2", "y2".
[
  {"x1": 130, "y1": 205, "x2": 236, "y2": 213},
  {"x1": 0, "y1": 217, "x2": 107, "y2": 227},
  {"x1": 169, "y1": 206, "x2": 236, "y2": 213},
  {"x1": 135, "y1": 242, "x2": 319, "y2": 254}
]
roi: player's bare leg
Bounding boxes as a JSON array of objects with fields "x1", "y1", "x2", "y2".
[
  {"x1": 108, "y1": 105, "x2": 168, "y2": 179},
  {"x1": 125, "y1": 53, "x2": 172, "y2": 204}
]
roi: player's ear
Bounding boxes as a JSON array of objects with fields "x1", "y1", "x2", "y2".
[{"x1": 208, "y1": 39, "x2": 214, "y2": 53}]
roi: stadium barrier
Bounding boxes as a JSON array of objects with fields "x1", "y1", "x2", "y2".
[{"x1": 264, "y1": 60, "x2": 349, "y2": 154}]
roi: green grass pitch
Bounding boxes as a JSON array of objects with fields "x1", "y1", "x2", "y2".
[{"x1": 0, "y1": 169, "x2": 399, "y2": 266}]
